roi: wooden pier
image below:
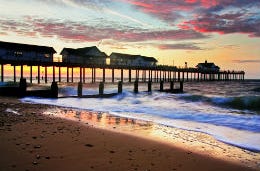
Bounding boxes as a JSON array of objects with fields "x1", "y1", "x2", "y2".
[{"x1": 0, "y1": 60, "x2": 245, "y2": 84}]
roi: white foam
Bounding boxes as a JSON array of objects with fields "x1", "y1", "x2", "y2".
[{"x1": 21, "y1": 85, "x2": 260, "y2": 152}]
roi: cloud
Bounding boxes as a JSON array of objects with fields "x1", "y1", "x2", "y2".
[
  {"x1": 181, "y1": 12, "x2": 260, "y2": 37},
  {"x1": 121, "y1": 0, "x2": 199, "y2": 23},
  {"x1": 233, "y1": 60, "x2": 260, "y2": 63},
  {"x1": 157, "y1": 43, "x2": 203, "y2": 50},
  {"x1": 0, "y1": 17, "x2": 208, "y2": 43},
  {"x1": 121, "y1": 0, "x2": 260, "y2": 37}
]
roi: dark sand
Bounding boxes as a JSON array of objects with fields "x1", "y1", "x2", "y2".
[{"x1": 0, "y1": 97, "x2": 258, "y2": 171}]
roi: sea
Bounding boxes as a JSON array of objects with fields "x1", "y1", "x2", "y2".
[{"x1": 15, "y1": 79, "x2": 260, "y2": 152}]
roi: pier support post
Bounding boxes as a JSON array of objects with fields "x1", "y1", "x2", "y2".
[
  {"x1": 21, "y1": 65, "x2": 24, "y2": 79},
  {"x1": 19, "y1": 78, "x2": 27, "y2": 96},
  {"x1": 121, "y1": 69, "x2": 123, "y2": 82},
  {"x1": 67, "y1": 67, "x2": 69, "y2": 83},
  {"x1": 180, "y1": 81, "x2": 183, "y2": 92},
  {"x1": 83, "y1": 68, "x2": 86, "y2": 83},
  {"x1": 160, "y1": 70, "x2": 162, "y2": 81},
  {"x1": 156, "y1": 70, "x2": 159, "y2": 82},
  {"x1": 112, "y1": 68, "x2": 114, "y2": 83},
  {"x1": 129, "y1": 69, "x2": 131, "y2": 83},
  {"x1": 99, "y1": 82, "x2": 104, "y2": 95},
  {"x1": 80, "y1": 67, "x2": 82, "y2": 83},
  {"x1": 0, "y1": 64, "x2": 3, "y2": 82},
  {"x1": 148, "y1": 81, "x2": 152, "y2": 92},
  {"x1": 30, "y1": 66, "x2": 33, "y2": 83},
  {"x1": 53, "y1": 66, "x2": 55, "y2": 82},
  {"x1": 118, "y1": 81, "x2": 122, "y2": 94},
  {"x1": 51, "y1": 82, "x2": 58, "y2": 98},
  {"x1": 134, "y1": 80, "x2": 138, "y2": 93},
  {"x1": 160, "y1": 81, "x2": 164, "y2": 92},
  {"x1": 37, "y1": 66, "x2": 40, "y2": 84},
  {"x1": 45, "y1": 66, "x2": 47, "y2": 83},
  {"x1": 59, "y1": 67, "x2": 61, "y2": 82},
  {"x1": 78, "y1": 82, "x2": 82, "y2": 97},
  {"x1": 14, "y1": 65, "x2": 16, "y2": 83},
  {"x1": 103, "y1": 68, "x2": 105, "y2": 83},
  {"x1": 71, "y1": 67, "x2": 74, "y2": 83}
]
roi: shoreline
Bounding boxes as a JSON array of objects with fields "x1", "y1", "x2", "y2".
[{"x1": 0, "y1": 96, "x2": 259, "y2": 170}]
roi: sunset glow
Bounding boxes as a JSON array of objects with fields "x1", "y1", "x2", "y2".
[{"x1": 0, "y1": 0, "x2": 259, "y2": 78}]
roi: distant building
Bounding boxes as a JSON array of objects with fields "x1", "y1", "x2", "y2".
[
  {"x1": 0, "y1": 41, "x2": 56, "y2": 62},
  {"x1": 60, "y1": 46, "x2": 107, "y2": 65},
  {"x1": 196, "y1": 60, "x2": 220, "y2": 72},
  {"x1": 110, "y1": 52, "x2": 157, "y2": 67}
]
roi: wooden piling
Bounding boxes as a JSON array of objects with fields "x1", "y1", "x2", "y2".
[
  {"x1": 148, "y1": 81, "x2": 152, "y2": 92},
  {"x1": 134, "y1": 80, "x2": 138, "y2": 93},
  {"x1": 118, "y1": 81, "x2": 122, "y2": 94},
  {"x1": 78, "y1": 82, "x2": 82, "y2": 97},
  {"x1": 51, "y1": 82, "x2": 58, "y2": 98},
  {"x1": 99, "y1": 82, "x2": 104, "y2": 95},
  {"x1": 170, "y1": 81, "x2": 174, "y2": 91},
  {"x1": 180, "y1": 81, "x2": 183, "y2": 92},
  {"x1": 19, "y1": 78, "x2": 27, "y2": 96},
  {"x1": 160, "y1": 81, "x2": 164, "y2": 92}
]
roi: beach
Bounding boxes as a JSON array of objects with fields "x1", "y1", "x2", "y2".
[{"x1": 0, "y1": 96, "x2": 259, "y2": 171}]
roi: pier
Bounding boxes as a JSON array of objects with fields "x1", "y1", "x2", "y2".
[{"x1": 0, "y1": 60, "x2": 245, "y2": 84}]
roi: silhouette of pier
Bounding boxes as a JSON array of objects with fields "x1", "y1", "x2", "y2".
[{"x1": 0, "y1": 60, "x2": 245, "y2": 84}]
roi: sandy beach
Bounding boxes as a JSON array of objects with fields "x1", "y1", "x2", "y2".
[{"x1": 0, "y1": 96, "x2": 259, "y2": 171}]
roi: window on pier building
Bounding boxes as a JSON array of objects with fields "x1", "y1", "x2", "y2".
[
  {"x1": 14, "y1": 51, "x2": 23, "y2": 57},
  {"x1": 44, "y1": 54, "x2": 50, "y2": 58}
]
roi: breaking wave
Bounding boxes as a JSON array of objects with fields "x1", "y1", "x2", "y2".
[{"x1": 179, "y1": 94, "x2": 260, "y2": 112}]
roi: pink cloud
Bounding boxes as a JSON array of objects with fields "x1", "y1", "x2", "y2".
[{"x1": 0, "y1": 17, "x2": 208, "y2": 43}]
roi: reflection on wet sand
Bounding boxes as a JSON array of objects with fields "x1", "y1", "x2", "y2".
[
  {"x1": 42, "y1": 107, "x2": 260, "y2": 169},
  {"x1": 46, "y1": 108, "x2": 154, "y2": 134}
]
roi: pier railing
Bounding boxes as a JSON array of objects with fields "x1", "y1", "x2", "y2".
[{"x1": 0, "y1": 60, "x2": 245, "y2": 84}]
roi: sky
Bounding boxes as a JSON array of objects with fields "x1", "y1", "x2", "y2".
[{"x1": 0, "y1": 0, "x2": 260, "y2": 78}]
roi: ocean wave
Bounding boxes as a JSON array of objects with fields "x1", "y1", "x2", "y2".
[
  {"x1": 252, "y1": 87, "x2": 260, "y2": 92},
  {"x1": 179, "y1": 94, "x2": 260, "y2": 112}
]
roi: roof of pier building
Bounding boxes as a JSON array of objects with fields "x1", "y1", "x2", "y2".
[
  {"x1": 0, "y1": 41, "x2": 56, "y2": 53},
  {"x1": 60, "y1": 46, "x2": 107, "y2": 58},
  {"x1": 196, "y1": 60, "x2": 220, "y2": 70},
  {"x1": 110, "y1": 52, "x2": 158, "y2": 62}
]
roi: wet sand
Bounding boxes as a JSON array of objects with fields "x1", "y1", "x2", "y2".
[{"x1": 0, "y1": 97, "x2": 259, "y2": 171}]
